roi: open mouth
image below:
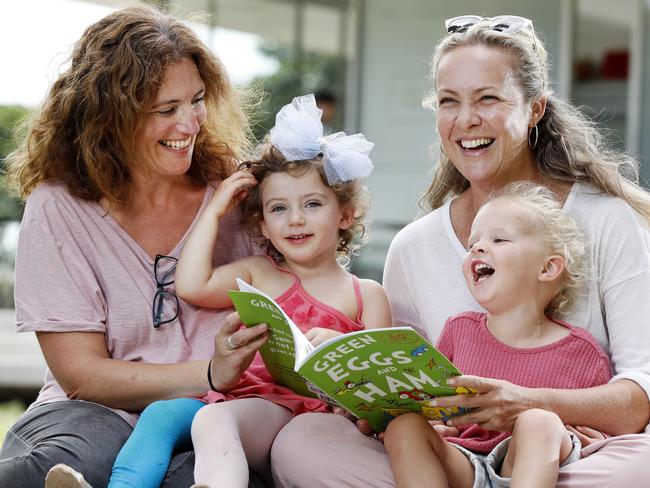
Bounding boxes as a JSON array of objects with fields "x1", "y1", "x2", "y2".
[
  {"x1": 159, "y1": 136, "x2": 192, "y2": 150},
  {"x1": 459, "y1": 138, "x2": 494, "y2": 151},
  {"x1": 472, "y1": 261, "x2": 495, "y2": 283}
]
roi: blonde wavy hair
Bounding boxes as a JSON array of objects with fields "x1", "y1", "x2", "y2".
[
  {"x1": 239, "y1": 145, "x2": 370, "y2": 266},
  {"x1": 421, "y1": 20, "x2": 650, "y2": 225},
  {"x1": 6, "y1": 4, "x2": 255, "y2": 205},
  {"x1": 486, "y1": 182, "x2": 587, "y2": 317}
]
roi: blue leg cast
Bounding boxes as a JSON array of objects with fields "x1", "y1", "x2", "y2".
[{"x1": 108, "y1": 398, "x2": 205, "y2": 488}]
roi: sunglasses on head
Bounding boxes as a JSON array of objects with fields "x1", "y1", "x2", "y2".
[{"x1": 445, "y1": 15, "x2": 533, "y2": 35}]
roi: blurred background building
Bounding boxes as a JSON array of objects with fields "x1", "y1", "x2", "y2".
[{"x1": 0, "y1": 0, "x2": 648, "y2": 399}]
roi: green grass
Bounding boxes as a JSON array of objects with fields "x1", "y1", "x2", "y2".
[{"x1": 0, "y1": 400, "x2": 26, "y2": 444}]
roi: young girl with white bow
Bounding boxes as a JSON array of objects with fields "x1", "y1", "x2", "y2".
[
  {"x1": 47, "y1": 95, "x2": 390, "y2": 488},
  {"x1": 178, "y1": 93, "x2": 392, "y2": 487},
  {"x1": 49, "y1": 94, "x2": 390, "y2": 488}
]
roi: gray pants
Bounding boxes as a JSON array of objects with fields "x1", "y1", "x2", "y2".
[{"x1": 0, "y1": 400, "x2": 270, "y2": 487}]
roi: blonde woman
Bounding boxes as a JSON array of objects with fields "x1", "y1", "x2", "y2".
[{"x1": 272, "y1": 15, "x2": 650, "y2": 487}]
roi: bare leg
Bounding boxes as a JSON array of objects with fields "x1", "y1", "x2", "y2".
[
  {"x1": 501, "y1": 409, "x2": 574, "y2": 488},
  {"x1": 383, "y1": 413, "x2": 475, "y2": 488},
  {"x1": 192, "y1": 398, "x2": 292, "y2": 488}
]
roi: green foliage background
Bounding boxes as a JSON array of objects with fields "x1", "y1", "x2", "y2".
[
  {"x1": 0, "y1": 105, "x2": 28, "y2": 222},
  {"x1": 0, "y1": 105, "x2": 29, "y2": 308},
  {"x1": 0, "y1": 401, "x2": 25, "y2": 444},
  {"x1": 249, "y1": 44, "x2": 344, "y2": 141}
]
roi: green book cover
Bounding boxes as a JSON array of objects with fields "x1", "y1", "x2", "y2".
[
  {"x1": 229, "y1": 279, "x2": 471, "y2": 432},
  {"x1": 229, "y1": 278, "x2": 317, "y2": 399}
]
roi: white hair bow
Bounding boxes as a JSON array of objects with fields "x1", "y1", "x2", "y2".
[{"x1": 269, "y1": 94, "x2": 374, "y2": 185}]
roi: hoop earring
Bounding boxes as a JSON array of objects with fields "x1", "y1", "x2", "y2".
[{"x1": 528, "y1": 125, "x2": 539, "y2": 149}]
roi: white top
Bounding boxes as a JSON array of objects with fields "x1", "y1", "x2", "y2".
[{"x1": 383, "y1": 183, "x2": 650, "y2": 404}]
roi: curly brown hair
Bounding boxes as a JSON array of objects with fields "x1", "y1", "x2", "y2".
[
  {"x1": 239, "y1": 145, "x2": 369, "y2": 264},
  {"x1": 6, "y1": 4, "x2": 254, "y2": 205}
]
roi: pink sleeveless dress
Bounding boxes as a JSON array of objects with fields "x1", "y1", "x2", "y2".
[{"x1": 203, "y1": 257, "x2": 365, "y2": 415}]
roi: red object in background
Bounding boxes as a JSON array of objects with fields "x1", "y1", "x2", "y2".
[
  {"x1": 601, "y1": 50, "x2": 629, "y2": 79},
  {"x1": 575, "y1": 59, "x2": 597, "y2": 80}
]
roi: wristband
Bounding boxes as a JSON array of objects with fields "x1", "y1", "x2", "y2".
[{"x1": 207, "y1": 359, "x2": 218, "y2": 392}]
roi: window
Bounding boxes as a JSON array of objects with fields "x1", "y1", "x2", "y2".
[{"x1": 571, "y1": 0, "x2": 642, "y2": 152}]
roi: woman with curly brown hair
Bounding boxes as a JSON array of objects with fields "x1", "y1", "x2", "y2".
[{"x1": 0, "y1": 5, "x2": 269, "y2": 487}]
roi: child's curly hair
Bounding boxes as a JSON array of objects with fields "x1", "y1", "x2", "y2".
[
  {"x1": 486, "y1": 182, "x2": 588, "y2": 317},
  {"x1": 239, "y1": 145, "x2": 370, "y2": 265}
]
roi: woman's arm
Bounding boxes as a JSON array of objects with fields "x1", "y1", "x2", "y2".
[
  {"x1": 37, "y1": 312, "x2": 269, "y2": 410},
  {"x1": 176, "y1": 171, "x2": 257, "y2": 307},
  {"x1": 533, "y1": 380, "x2": 649, "y2": 434},
  {"x1": 431, "y1": 376, "x2": 649, "y2": 436}
]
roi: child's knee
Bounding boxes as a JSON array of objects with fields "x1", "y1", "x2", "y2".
[
  {"x1": 514, "y1": 408, "x2": 564, "y2": 436},
  {"x1": 191, "y1": 403, "x2": 246, "y2": 450},
  {"x1": 384, "y1": 413, "x2": 429, "y2": 450},
  {"x1": 192, "y1": 403, "x2": 236, "y2": 433}
]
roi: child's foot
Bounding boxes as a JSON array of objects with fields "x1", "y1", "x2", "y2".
[{"x1": 45, "y1": 464, "x2": 92, "y2": 488}]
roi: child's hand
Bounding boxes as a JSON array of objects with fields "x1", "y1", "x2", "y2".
[
  {"x1": 209, "y1": 170, "x2": 257, "y2": 218},
  {"x1": 428, "y1": 420, "x2": 459, "y2": 437},
  {"x1": 565, "y1": 424, "x2": 608, "y2": 446},
  {"x1": 304, "y1": 328, "x2": 343, "y2": 346},
  {"x1": 332, "y1": 406, "x2": 357, "y2": 422}
]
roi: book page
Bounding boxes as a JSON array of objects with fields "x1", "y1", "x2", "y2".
[
  {"x1": 229, "y1": 280, "x2": 312, "y2": 397},
  {"x1": 296, "y1": 327, "x2": 471, "y2": 432},
  {"x1": 235, "y1": 278, "x2": 314, "y2": 362}
]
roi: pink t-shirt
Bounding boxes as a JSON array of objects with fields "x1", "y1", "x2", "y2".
[
  {"x1": 436, "y1": 311, "x2": 612, "y2": 453},
  {"x1": 15, "y1": 181, "x2": 254, "y2": 426}
]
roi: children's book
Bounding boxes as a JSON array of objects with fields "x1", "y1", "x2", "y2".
[{"x1": 229, "y1": 278, "x2": 472, "y2": 432}]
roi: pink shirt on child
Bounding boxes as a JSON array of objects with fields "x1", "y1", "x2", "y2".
[
  {"x1": 436, "y1": 311, "x2": 612, "y2": 453},
  {"x1": 202, "y1": 256, "x2": 365, "y2": 414},
  {"x1": 15, "y1": 182, "x2": 254, "y2": 426}
]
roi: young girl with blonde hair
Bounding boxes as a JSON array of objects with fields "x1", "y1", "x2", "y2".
[{"x1": 384, "y1": 183, "x2": 611, "y2": 488}]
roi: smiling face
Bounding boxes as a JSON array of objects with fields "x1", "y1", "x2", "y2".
[
  {"x1": 259, "y1": 167, "x2": 354, "y2": 267},
  {"x1": 132, "y1": 57, "x2": 207, "y2": 179},
  {"x1": 436, "y1": 45, "x2": 542, "y2": 190},
  {"x1": 462, "y1": 199, "x2": 551, "y2": 314}
]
